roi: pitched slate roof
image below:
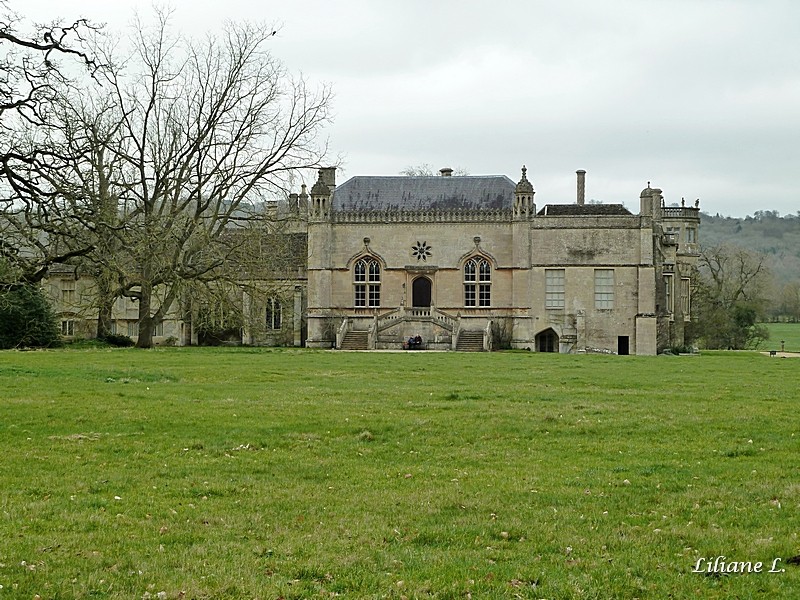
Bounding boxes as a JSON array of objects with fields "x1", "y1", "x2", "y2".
[
  {"x1": 537, "y1": 204, "x2": 632, "y2": 216},
  {"x1": 331, "y1": 176, "x2": 517, "y2": 211}
]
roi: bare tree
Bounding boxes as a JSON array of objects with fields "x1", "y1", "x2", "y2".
[
  {"x1": 778, "y1": 280, "x2": 800, "y2": 322},
  {"x1": 44, "y1": 94, "x2": 126, "y2": 337},
  {"x1": 0, "y1": 1, "x2": 102, "y2": 288},
  {"x1": 399, "y1": 163, "x2": 435, "y2": 176},
  {"x1": 0, "y1": 1, "x2": 98, "y2": 121},
  {"x1": 399, "y1": 164, "x2": 470, "y2": 176},
  {"x1": 3, "y1": 9, "x2": 330, "y2": 347},
  {"x1": 700, "y1": 244, "x2": 770, "y2": 310},
  {"x1": 96, "y1": 12, "x2": 330, "y2": 347},
  {"x1": 691, "y1": 244, "x2": 771, "y2": 348}
]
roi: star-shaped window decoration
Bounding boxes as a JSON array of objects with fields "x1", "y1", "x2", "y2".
[{"x1": 411, "y1": 240, "x2": 432, "y2": 262}]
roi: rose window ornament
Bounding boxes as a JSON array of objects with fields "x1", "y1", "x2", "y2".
[{"x1": 411, "y1": 240, "x2": 432, "y2": 262}]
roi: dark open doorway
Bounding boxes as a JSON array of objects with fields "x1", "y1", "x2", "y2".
[
  {"x1": 618, "y1": 335, "x2": 630, "y2": 355},
  {"x1": 412, "y1": 276, "x2": 432, "y2": 307},
  {"x1": 535, "y1": 328, "x2": 558, "y2": 352}
]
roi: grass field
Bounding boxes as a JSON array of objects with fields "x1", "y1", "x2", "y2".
[
  {"x1": 1, "y1": 348, "x2": 799, "y2": 599},
  {"x1": 762, "y1": 322, "x2": 800, "y2": 352}
]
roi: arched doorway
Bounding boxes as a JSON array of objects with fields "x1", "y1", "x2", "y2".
[
  {"x1": 412, "y1": 276, "x2": 432, "y2": 307},
  {"x1": 535, "y1": 328, "x2": 559, "y2": 353}
]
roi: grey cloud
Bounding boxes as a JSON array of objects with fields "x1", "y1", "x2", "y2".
[{"x1": 21, "y1": 0, "x2": 800, "y2": 216}]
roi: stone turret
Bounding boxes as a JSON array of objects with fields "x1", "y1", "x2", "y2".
[
  {"x1": 639, "y1": 183, "x2": 663, "y2": 222},
  {"x1": 514, "y1": 165, "x2": 535, "y2": 219},
  {"x1": 310, "y1": 169, "x2": 331, "y2": 220}
]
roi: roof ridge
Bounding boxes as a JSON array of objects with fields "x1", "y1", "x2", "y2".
[{"x1": 332, "y1": 174, "x2": 516, "y2": 211}]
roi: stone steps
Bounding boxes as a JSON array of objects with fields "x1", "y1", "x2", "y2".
[
  {"x1": 340, "y1": 331, "x2": 369, "y2": 350},
  {"x1": 456, "y1": 330, "x2": 484, "y2": 352}
]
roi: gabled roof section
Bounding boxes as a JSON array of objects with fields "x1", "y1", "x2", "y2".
[
  {"x1": 48, "y1": 263, "x2": 80, "y2": 275},
  {"x1": 537, "y1": 204, "x2": 632, "y2": 216},
  {"x1": 332, "y1": 175, "x2": 516, "y2": 211}
]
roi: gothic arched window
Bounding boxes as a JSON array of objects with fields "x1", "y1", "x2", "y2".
[
  {"x1": 354, "y1": 258, "x2": 381, "y2": 307},
  {"x1": 464, "y1": 257, "x2": 491, "y2": 307}
]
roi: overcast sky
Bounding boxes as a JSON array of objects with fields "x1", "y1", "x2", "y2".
[{"x1": 19, "y1": 0, "x2": 800, "y2": 217}]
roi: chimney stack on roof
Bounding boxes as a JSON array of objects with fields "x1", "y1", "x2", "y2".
[
  {"x1": 319, "y1": 166, "x2": 337, "y2": 191},
  {"x1": 576, "y1": 170, "x2": 586, "y2": 205},
  {"x1": 439, "y1": 167, "x2": 453, "y2": 177}
]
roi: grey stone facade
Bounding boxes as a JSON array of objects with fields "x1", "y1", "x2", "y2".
[
  {"x1": 43, "y1": 165, "x2": 699, "y2": 354},
  {"x1": 305, "y1": 166, "x2": 700, "y2": 354}
]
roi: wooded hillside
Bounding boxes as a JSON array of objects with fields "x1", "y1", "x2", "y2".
[
  {"x1": 699, "y1": 211, "x2": 800, "y2": 319},
  {"x1": 701, "y1": 211, "x2": 800, "y2": 282}
]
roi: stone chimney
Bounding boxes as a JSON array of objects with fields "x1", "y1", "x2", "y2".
[
  {"x1": 319, "y1": 166, "x2": 336, "y2": 192},
  {"x1": 439, "y1": 167, "x2": 453, "y2": 177},
  {"x1": 298, "y1": 184, "x2": 309, "y2": 214},
  {"x1": 576, "y1": 170, "x2": 586, "y2": 205}
]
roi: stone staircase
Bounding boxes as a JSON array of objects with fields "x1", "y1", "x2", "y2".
[
  {"x1": 340, "y1": 331, "x2": 369, "y2": 350},
  {"x1": 456, "y1": 330, "x2": 484, "y2": 352}
]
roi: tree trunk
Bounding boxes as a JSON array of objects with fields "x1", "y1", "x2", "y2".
[
  {"x1": 96, "y1": 275, "x2": 115, "y2": 339},
  {"x1": 97, "y1": 299, "x2": 113, "y2": 339},
  {"x1": 137, "y1": 316, "x2": 155, "y2": 348},
  {"x1": 135, "y1": 283, "x2": 154, "y2": 348}
]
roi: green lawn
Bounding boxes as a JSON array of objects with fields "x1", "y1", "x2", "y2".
[
  {"x1": 1, "y1": 348, "x2": 799, "y2": 599},
  {"x1": 762, "y1": 322, "x2": 800, "y2": 352}
]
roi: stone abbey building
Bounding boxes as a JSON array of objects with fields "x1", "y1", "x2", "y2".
[
  {"x1": 45, "y1": 165, "x2": 700, "y2": 354},
  {"x1": 303, "y1": 166, "x2": 699, "y2": 354}
]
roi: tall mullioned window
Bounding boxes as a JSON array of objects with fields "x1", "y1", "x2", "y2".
[
  {"x1": 545, "y1": 269, "x2": 565, "y2": 309},
  {"x1": 594, "y1": 269, "x2": 614, "y2": 309},
  {"x1": 266, "y1": 298, "x2": 282, "y2": 329},
  {"x1": 61, "y1": 279, "x2": 76, "y2": 304},
  {"x1": 664, "y1": 274, "x2": 674, "y2": 313},
  {"x1": 681, "y1": 278, "x2": 691, "y2": 315},
  {"x1": 464, "y1": 257, "x2": 491, "y2": 307},
  {"x1": 354, "y1": 258, "x2": 380, "y2": 307}
]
